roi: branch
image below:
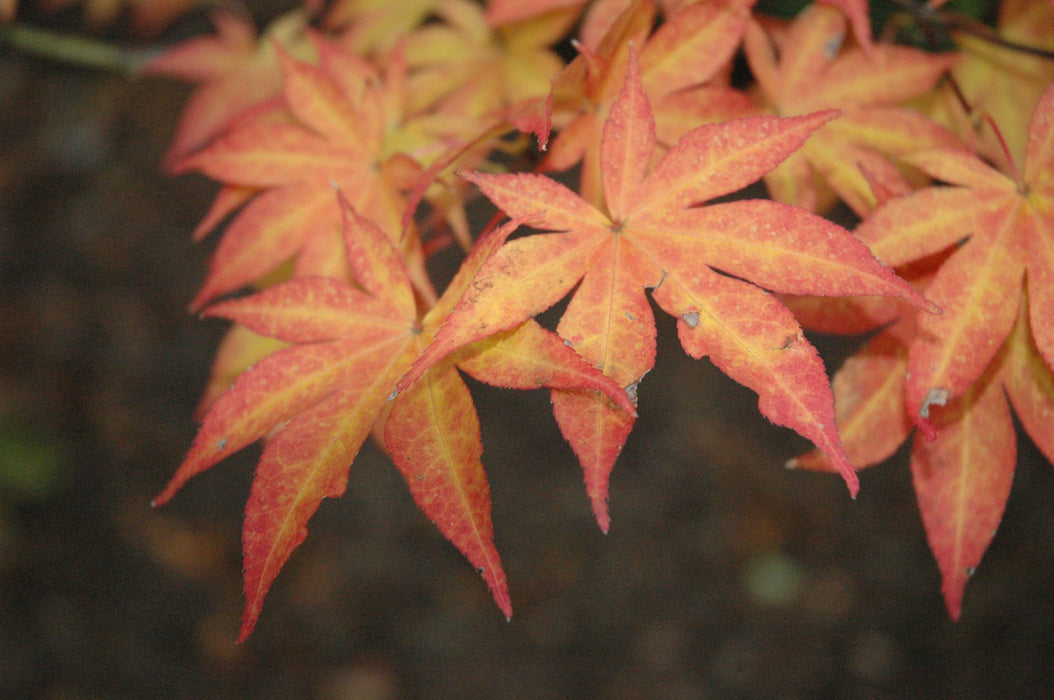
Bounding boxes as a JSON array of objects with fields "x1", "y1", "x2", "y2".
[{"x1": 0, "y1": 22, "x2": 159, "y2": 74}]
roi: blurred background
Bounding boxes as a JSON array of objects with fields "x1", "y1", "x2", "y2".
[{"x1": 2, "y1": 2, "x2": 1054, "y2": 698}]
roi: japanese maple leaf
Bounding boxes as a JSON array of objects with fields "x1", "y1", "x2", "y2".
[
  {"x1": 175, "y1": 37, "x2": 478, "y2": 309},
  {"x1": 396, "y1": 48, "x2": 934, "y2": 527},
  {"x1": 484, "y1": 0, "x2": 638, "y2": 53},
  {"x1": 403, "y1": 0, "x2": 573, "y2": 118},
  {"x1": 484, "y1": 0, "x2": 705, "y2": 53},
  {"x1": 743, "y1": 3, "x2": 962, "y2": 215},
  {"x1": 154, "y1": 194, "x2": 635, "y2": 640},
  {"x1": 853, "y1": 80, "x2": 1054, "y2": 436},
  {"x1": 541, "y1": 0, "x2": 755, "y2": 207},
  {"x1": 792, "y1": 81, "x2": 1054, "y2": 619},
  {"x1": 793, "y1": 290, "x2": 1054, "y2": 620},
  {"x1": 485, "y1": 0, "x2": 588, "y2": 27},
  {"x1": 144, "y1": 9, "x2": 314, "y2": 169},
  {"x1": 323, "y1": 0, "x2": 443, "y2": 53}
]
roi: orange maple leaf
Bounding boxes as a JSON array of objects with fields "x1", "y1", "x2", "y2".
[
  {"x1": 794, "y1": 288, "x2": 1053, "y2": 620},
  {"x1": 744, "y1": 3, "x2": 962, "y2": 215},
  {"x1": 484, "y1": 0, "x2": 587, "y2": 27},
  {"x1": 144, "y1": 9, "x2": 314, "y2": 169},
  {"x1": 323, "y1": 0, "x2": 444, "y2": 53},
  {"x1": 484, "y1": 0, "x2": 643, "y2": 54},
  {"x1": 397, "y1": 48, "x2": 935, "y2": 528},
  {"x1": 154, "y1": 194, "x2": 635, "y2": 640},
  {"x1": 403, "y1": 0, "x2": 573, "y2": 118},
  {"x1": 174, "y1": 36, "x2": 486, "y2": 309},
  {"x1": 539, "y1": 0, "x2": 755, "y2": 206},
  {"x1": 792, "y1": 80, "x2": 1054, "y2": 619},
  {"x1": 856, "y1": 81, "x2": 1054, "y2": 435}
]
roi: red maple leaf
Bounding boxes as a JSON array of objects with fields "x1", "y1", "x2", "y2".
[
  {"x1": 792, "y1": 80, "x2": 1054, "y2": 618},
  {"x1": 154, "y1": 193, "x2": 634, "y2": 640},
  {"x1": 535, "y1": 0, "x2": 754, "y2": 205},
  {"x1": 173, "y1": 36, "x2": 485, "y2": 310},
  {"x1": 396, "y1": 47, "x2": 935, "y2": 530}
]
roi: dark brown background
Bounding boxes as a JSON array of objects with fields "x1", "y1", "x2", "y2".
[{"x1": 2, "y1": 10, "x2": 1054, "y2": 699}]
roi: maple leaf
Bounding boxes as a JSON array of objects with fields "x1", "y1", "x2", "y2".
[
  {"x1": 792, "y1": 81, "x2": 1054, "y2": 619},
  {"x1": 403, "y1": 0, "x2": 573, "y2": 118},
  {"x1": 483, "y1": 0, "x2": 703, "y2": 52},
  {"x1": 154, "y1": 193, "x2": 634, "y2": 640},
  {"x1": 143, "y1": 9, "x2": 314, "y2": 169},
  {"x1": 484, "y1": 0, "x2": 638, "y2": 52},
  {"x1": 793, "y1": 288, "x2": 1053, "y2": 620},
  {"x1": 744, "y1": 3, "x2": 962, "y2": 215},
  {"x1": 854, "y1": 80, "x2": 1054, "y2": 436},
  {"x1": 174, "y1": 36, "x2": 487, "y2": 309},
  {"x1": 484, "y1": 0, "x2": 587, "y2": 27},
  {"x1": 396, "y1": 48, "x2": 935, "y2": 527},
  {"x1": 911, "y1": 352, "x2": 1016, "y2": 621},
  {"x1": 323, "y1": 0, "x2": 443, "y2": 53},
  {"x1": 541, "y1": 0, "x2": 755, "y2": 206}
]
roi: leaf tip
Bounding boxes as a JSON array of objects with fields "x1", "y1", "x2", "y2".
[
  {"x1": 235, "y1": 618, "x2": 256, "y2": 644},
  {"x1": 847, "y1": 476, "x2": 859, "y2": 500},
  {"x1": 827, "y1": 448, "x2": 860, "y2": 498},
  {"x1": 595, "y1": 506, "x2": 611, "y2": 535},
  {"x1": 944, "y1": 582, "x2": 964, "y2": 622},
  {"x1": 488, "y1": 578, "x2": 513, "y2": 620},
  {"x1": 189, "y1": 285, "x2": 216, "y2": 314},
  {"x1": 811, "y1": 108, "x2": 842, "y2": 128},
  {"x1": 150, "y1": 483, "x2": 178, "y2": 508}
]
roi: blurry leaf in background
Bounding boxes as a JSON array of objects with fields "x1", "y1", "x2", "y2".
[{"x1": 0, "y1": 418, "x2": 69, "y2": 502}]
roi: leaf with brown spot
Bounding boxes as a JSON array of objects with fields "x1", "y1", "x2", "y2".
[{"x1": 400, "y1": 48, "x2": 932, "y2": 517}]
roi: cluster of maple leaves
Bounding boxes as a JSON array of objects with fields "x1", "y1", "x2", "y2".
[{"x1": 107, "y1": 0, "x2": 1054, "y2": 640}]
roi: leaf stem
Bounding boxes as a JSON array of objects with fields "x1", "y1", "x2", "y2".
[
  {"x1": 981, "y1": 113, "x2": 1022, "y2": 187},
  {"x1": 940, "y1": 71, "x2": 1023, "y2": 184},
  {"x1": 889, "y1": 0, "x2": 1054, "y2": 60}
]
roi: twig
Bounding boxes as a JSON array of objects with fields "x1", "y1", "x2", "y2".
[{"x1": 0, "y1": 22, "x2": 159, "y2": 74}]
